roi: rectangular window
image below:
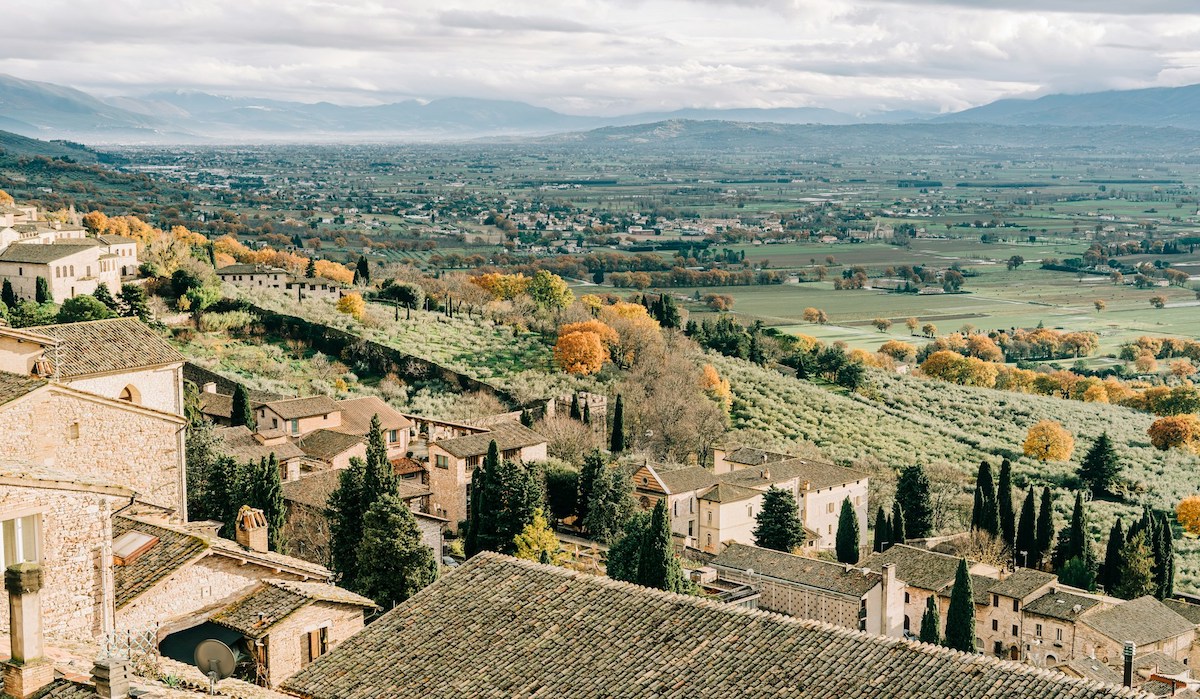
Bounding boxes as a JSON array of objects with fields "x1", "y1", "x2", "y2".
[
  {"x1": 1056, "y1": 628, "x2": 1063, "y2": 641},
  {"x1": 673, "y1": 502, "x2": 677, "y2": 517},
  {"x1": 290, "y1": 419, "x2": 300, "y2": 434},
  {"x1": 687, "y1": 520, "x2": 694, "y2": 536},
  {"x1": 388, "y1": 429, "x2": 398, "y2": 443},
  {"x1": 689, "y1": 499, "x2": 694, "y2": 514},
  {"x1": 1012, "y1": 600, "x2": 1019, "y2": 612},
  {"x1": 502, "y1": 448, "x2": 519, "y2": 461},
  {"x1": 992, "y1": 594, "x2": 999, "y2": 607},
  {"x1": 1012, "y1": 625, "x2": 1018, "y2": 637},
  {"x1": 706, "y1": 511, "x2": 712, "y2": 525},
  {"x1": 466, "y1": 456, "x2": 481, "y2": 470},
  {"x1": 301, "y1": 627, "x2": 328, "y2": 668},
  {"x1": 904, "y1": 592, "x2": 910, "y2": 604},
  {"x1": 826, "y1": 502, "x2": 834, "y2": 514},
  {"x1": 1, "y1": 515, "x2": 40, "y2": 569},
  {"x1": 991, "y1": 620, "x2": 998, "y2": 631},
  {"x1": 1036, "y1": 624, "x2": 1043, "y2": 637},
  {"x1": 436, "y1": 455, "x2": 449, "y2": 469}
]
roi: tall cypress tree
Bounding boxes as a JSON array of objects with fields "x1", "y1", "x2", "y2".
[
  {"x1": 206, "y1": 456, "x2": 239, "y2": 539},
  {"x1": 1112, "y1": 530, "x2": 1156, "y2": 600},
  {"x1": 997, "y1": 459, "x2": 1015, "y2": 549},
  {"x1": 1155, "y1": 511, "x2": 1175, "y2": 599},
  {"x1": 356, "y1": 256, "x2": 370, "y2": 284},
  {"x1": 873, "y1": 506, "x2": 891, "y2": 553},
  {"x1": 305, "y1": 258, "x2": 316, "y2": 278},
  {"x1": 1078, "y1": 432, "x2": 1122, "y2": 497},
  {"x1": 944, "y1": 558, "x2": 977, "y2": 653},
  {"x1": 1054, "y1": 491, "x2": 1096, "y2": 576},
  {"x1": 569, "y1": 393, "x2": 582, "y2": 420},
  {"x1": 464, "y1": 441, "x2": 501, "y2": 556},
  {"x1": 972, "y1": 460, "x2": 999, "y2": 537},
  {"x1": 1035, "y1": 487, "x2": 1054, "y2": 569},
  {"x1": 919, "y1": 595, "x2": 941, "y2": 645},
  {"x1": 328, "y1": 457, "x2": 366, "y2": 586},
  {"x1": 356, "y1": 493, "x2": 438, "y2": 608},
  {"x1": 636, "y1": 499, "x2": 686, "y2": 593},
  {"x1": 896, "y1": 465, "x2": 933, "y2": 539},
  {"x1": 836, "y1": 498, "x2": 860, "y2": 564},
  {"x1": 1, "y1": 279, "x2": 15, "y2": 309},
  {"x1": 576, "y1": 449, "x2": 605, "y2": 523},
  {"x1": 231, "y1": 385, "x2": 255, "y2": 430},
  {"x1": 363, "y1": 414, "x2": 397, "y2": 496},
  {"x1": 609, "y1": 394, "x2": 626, "y2": 453},
  {"x1": 752, "y1": 486, "x2": 805, "y2": 552},
  {"x1": 1100, "y1": 518, "x2": 1124, "y2": 593},
  {"x1": 245, "y1": 454, "x2": 285, "y2": 551},
  {"x1": 34, "y1": 276, "x2": 52, "y2": 304},
  {"x1": 1015, "y1": 487, "x2": 1037, "y2": 568},
  {"x1": 891, "y1": 499, "x2": 906, "y2": 544},
  {"x1": 583, "y1": 401, "x2": 591, "y2": 426}
]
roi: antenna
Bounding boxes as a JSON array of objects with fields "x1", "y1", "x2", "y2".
[{"x1": 194, "y1": 639, "x2": 236, "y2": 695}]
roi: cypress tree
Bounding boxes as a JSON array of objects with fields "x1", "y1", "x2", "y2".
[
  {"x1": 464, "y1": 441, "x2": 501, "y2": 556},
  {"x1": 34, "y1": 276, "x2": 52, "y2": 305},
  {"x1": 92, "y1": 283, "x2": 117, "y2": 311},
  {"x1": 577, "y1": 449, "x2": 605, "y2": 523},
  {"x1": 1078, "y1": 432, "x2": 1121, "y2": 497},
  {"x1": 971, "y1": 487, "x2": 983, "y2": 531},
  {"x1": 1112, "y1": 530, "x2": 1155, "y2": 600},
  {"x1": 605, "y1": 512, "x2": 650, "y2": 584},
  {"x1": 896, "y1": 465, "x2": 934, "y2": 539},
  {"x1": 873, "y1": 506, "x2": 891, "y2": 553},
  {"x1": 356, "y1": 256, "x2": 370, "y2": 284},
  {"x1": 305, "y1": 258, "x2": 316, "y2": 278},
  {"x1": 245, "y1": 454, "x2": 285, "y2": 552},
  {"x1": 583, "y1": 401, "x2": 591, "y2": 426},
  {"x1": 1015, "y1": 487, "x2": 1037, "y2": 568},
  {"x1": 972, "y1": 460, "x2": 999, "y2": 537},
  {"x1": 836, "y1": 498, "x2": 860, "y2": 564},
  {"x1": 997, "y1": 459, "x2": 1015, "y2": 549},
  {"x1": 944, "y1": 558, "x2": 977, "y2": 653},
  {"x1": 231, "y1": 384, "x2": 255, "y2": 430},
  {"x1": 1, "y1": 279, "x2": 14, "y2": 309},
  {"x1": 205, "y1": 456, "x2": 239, "y2": 539},
  {"x1": 1035, "y1": 487, "x2": 1054, "y2": 569},
  {"x1": 1100, "y1": 518, "x2": 1124, "y2": 593},
  {"x1": 660, "y1": 294, "x2": 681, "y2": 329},
  {"x1": 357, "y1": 493, "x2": 438, "y2": 608},
  {"x1": 919, "y1": 595, "x2": 941, "y2": 645},
  {"x1": 752, "y1": 486, "x2": 805, "y2": 552},
  {"x1": 636, "y1": 499, "x2": 686, "y2": 592},
  {"x1": 495, "y1": 459, "x2": 544, "y2": 552},
  {"x1": 569, "y1": 393, "x2": 582, "y2": 420},
  {"x1": 1059, "y1": 556, "x2": 1097, "y2": 592},
  {"x1": 891, "y1": 499, "x2": 906, "y2": 544},
  {"x1": 582, "y1": 467, "x2": 635, "y2": 543},
  {"x1": 363, "y1": 414, "x2": 396, "y2": 497},
  {"x1": 1054, "y1": 491, "x2": 1097, "y2": 577},
  {"x1": 609, "y1": 394, "x2": 626, "y2": 453},
  {"x1": 1156, "y1": 512, "x2": 1175, "y2": 599},
  {"x1": 328, "y1": 457, "x2": 366, "y2": 586}
]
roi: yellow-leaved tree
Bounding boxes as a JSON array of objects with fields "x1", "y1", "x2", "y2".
[
  {"x1": 513, "y1": 509, "x2": 565, "y2": 564},
  {"x1": 1022, "y1": 420, "x2": 1074, "y2": 462},
  {"x1": 1177, "y1": 497, "x2": 1200, "y2": 536},
  {"x1": 553, "y1": 330, "x2": 608, "y2": 375},
  {"x1": 700, "y1": 364, "x2": 733, "y2": 412},
  {"x1": 336, "y1": 293, "x2": 366, "y2": 321},
  {"x1": 1148, "y1": 415, "x2": 1200, "y2": 453}
]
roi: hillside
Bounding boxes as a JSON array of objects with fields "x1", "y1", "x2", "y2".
[
  {"x1": 0, "y1": 129, "x2": 100, "y2": 162},
  {"x1": 935, "y1": 83, "x2": 1200, "y2": 130},
  {"x1": 0, "y1": 74, "x2": 174, "y2": 141}
]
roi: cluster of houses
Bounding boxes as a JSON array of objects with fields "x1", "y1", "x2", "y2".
[
  {"x1": 0, "y1": 204, "x2": 138, "y2": 302},
  {"x1": 216, "y1": 263, "x2": 345, "y2": 301}
]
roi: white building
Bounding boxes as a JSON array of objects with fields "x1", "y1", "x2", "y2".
[{"x1": 0, "y1": 205, "x2": 137, "y2": 301}]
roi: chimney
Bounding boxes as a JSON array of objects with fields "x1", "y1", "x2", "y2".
[
  {"x1": 91, "y1": 658, "x2": 129, "y2": 699},
  {"x1": 1123, "y1": 641, "x2": 1136, "y2": 687},
  {"x1": 2, "y1": 564, "x2": 54, "y2": 699},
  {"x1": 235, "y1": 506, "x2": 269, "y2": 553},
  {"x1": 202, "y1": 382, "x2": 218, "y2": 394}
]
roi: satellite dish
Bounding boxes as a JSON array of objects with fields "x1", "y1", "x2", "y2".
[{"x1": 194, "y1": 639, "x2": 236, "y2": 694}]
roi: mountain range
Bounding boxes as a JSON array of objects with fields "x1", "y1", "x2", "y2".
[{"x1": 1, "y1": 73, "x2": 1199, "y2": 143}]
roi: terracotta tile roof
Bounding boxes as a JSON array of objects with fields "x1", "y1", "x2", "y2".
[
  {"x1": 283, "y1": 469, "x2": 429, "y2": 510},
  {"x1": 720, "y1": 457, "x2": 867, "y2": 491},
  {"x1": 712, "y1": 543, "x2": 881, "y2": 597},
  {"x1": 217, "y1": 263, "x2": 288, "y2": 275},
  {"x1": 392, "y1": 456, "x2": 424, "y2": 476},
  {"x1": 0, "y1": 241, "x2": 98, "y2": 263},
  {"x1": 296, "y1": 429, "x2": 364, "y2": 462},
  {"x1": 199, "y1": 392, "x2": 233, "y2": 419},
  {"x1": 37, "y1": 318, "x2": 183, "y2": 377},
  {"x1": 1083, "y1": 596, "x2": 1195, "y2": 647},
  {"x1": 722, "y1": 446, "x2": 792, "y2": 466},
  {"x1": 205, "y1": 535, "x2": 331, "y2": 579},
  {"x1": 986, "y1": 568, "x2": 1057, "y2": 600},
  {"x1": 698, "y1": 482, "x2": 760, "y2": 503},
  {"x1": 433, "y1": 422, "x2": 544, "y2": 459},
  {"x1": 212, "y1": 579, "x2": 374, "y2": 640},
  {"x1": 262, "y1": 395, "x2": 341, "y2": 420},
  {"x1": 1164, "y1": 599, "x2": 1200, "y2": 625},
  {"x1": 653, "y1": 465, "x2": 718, "y2": 494},
  {"x1": 938, "y1": 573, "x2": 996, "y2": 607},
  {"x1": 98, "y1": 234, "x2": 135, "y2": 245},
  {"x1": 0, "y1": 371, "x2": 45, "y2": 407},
  {"x1": 1131, "y1": 651, "x2": 1187, "y2": 676},
  {"x1": 282, "y1": 553, "x2": 1148, "y2": 699},
  {"x1": 860, "y1": 544, "x2": 964, "y2": 592},
  {"x1": 112, "y1": 516, "x2": 208, "y2": 609},
  {"x1": 1024, "y1": 589, "x2": 1105, "y2": 622},
  {"x1": 332, "y1": 396, "x2": 412, "y2": 435},
  {"x1": 215, "y1": 426, "x2": 306, "y2": 465},
  {"x1": 1060, "y1": 657, "x2": 1123, "y2": 685},
  {"x1": 35, "y1": 680, "x2": 99, "y2": 698}
]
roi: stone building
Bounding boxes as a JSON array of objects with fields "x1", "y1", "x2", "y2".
[
  {"x1": 426, "y1": 421, "x2": 547, "y2": 527},
  {"x1": 710, "y1": 543, "x2": 905, "y2": 638},
  {"x1": 216, "y1": 263, "x2": 289, "y2": 290}
]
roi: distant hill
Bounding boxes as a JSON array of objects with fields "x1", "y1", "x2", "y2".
[
  {"x1": 0, "y1": 128, "x2": 100, "y2": 163},
  {"x1": 0, "y1": 74, "x2": 176, "y2": 142},
  {"x1": 934, "y1": 83, "x2": 1200, "y2": 130}
]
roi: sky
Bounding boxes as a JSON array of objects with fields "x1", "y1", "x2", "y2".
[{"x1": 3, "y1": 0, "x2": 1200, "y2": 115}]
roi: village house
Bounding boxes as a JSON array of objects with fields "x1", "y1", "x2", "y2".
[
  {"x1": 426, "y1": 421, "x2": 547, "y2": 526},
  {"x1": 216, "y1": 263, "x2": 289, "y2": 290},
  {"x1": 281, "y1": 553, "x2": 1145, "y2": 699},
  {"x1": 284, "y1": 277, "x2": 344, "y2": 302},
  {"x1": 710, "y1": 543, "x2": 905, "y2": 638},
  {"x1": 256, "y1": 396, "x2": 343, "y2": 437},
  {"x1": 633, "y1": 445, "x2": 868, "y2": 554},
  {"x1": 214, "y1": 425, "x2": 307, "y2": 481}
]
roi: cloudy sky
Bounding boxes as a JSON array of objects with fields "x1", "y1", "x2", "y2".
[{"x1": 4, "y1": 0, "x2": 1200, "y2": 115}]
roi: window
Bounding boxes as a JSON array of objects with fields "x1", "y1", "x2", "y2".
[
  {"x1": 689, "y1": 499, "x2": 694, "y2": 514},
  {"x1": 855, "y1": 496, "x2": 861, "y2": 506},
  {"x1": 903, "y1": 615, "x2": 910, "y2": 632},
  {"x1": 301, "y1": 627, "x2": 328, "y2": 668},
  {"x1": 706, "y1": 533, "x2": 712, "y2": 547},
  {"x1": 1035, "y1": 624, "x2": 1043, "y2": 637},
  {"x1": 466, "y1": 456, "x2": 481, "y2": 470},
  {"x1": 827, "y1": 525, "x2": 832, "y2": 535},
  {"x1": 706, "y1": 511, "x2": 712, "y2": 525},
  {"x1": 826, "y1": 502, "x2": 834, "y2": 514},
  {"x1": 673, "y1": 502, "x2": 677, "y2": 517},
  {"x1": 992, "y1": 594, "x2": 999, "y2": 607},
  {"x1": 904, "y1": 592, "x2": 910, "y2": 603},
  {"x1": 746, "y1": 505, "x2": 753, "y2": 517},
  {"x1": 272, "y1": 418, "x2": 279, "y2": 429},
  {"x1": 1056, "y1": 628, "x2": 1062, "y2": 642},
  {"x1": 436, "y1": 455, "x2": 449, "y2": 469},
  {"x1": 290, "y1": 419, "x2": 300, "y2": 434},
  {"x1": 1, "y1": 515, "x2": 39, "y2": 569},
  {"x1": 502, "y1": 448, "x2": 519, "y2": 461},
  {"x1": 118, "y1": 385, "x2": 140, "y2": 404},
  {"x1": 388, "y1": 429, "x2": 398, "y2": 443},
  {"x1": 68, "y1": 422, "x2": 80, "y2": 440},
  {"x1": 1012, "y1": 600, "x2": 1019, "y2": 612},
  {"x1": 1011, "y1": 625, "x2": 1018, "y2": 637},
  {"x1": 991, "y1": 620, "x2": 998, "y2": 631},
  {"x1": 687, "y1": 520, "x2": 694, "y2": 536}
]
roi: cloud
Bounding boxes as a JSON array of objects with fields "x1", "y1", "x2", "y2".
[{"x1": 0, "y1": 0, "x2": 1197, "y2": 115}]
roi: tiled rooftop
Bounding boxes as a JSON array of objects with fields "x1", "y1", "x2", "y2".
[
  {"x1": 433, "y1": 421, "x2": 544, "y2": 459},
  {"x1": 37, "y1": 318, "x2": 184, "y2": 378},
  {"x1": 712, "y1": 543, "x2": 882, "y2": 597}
]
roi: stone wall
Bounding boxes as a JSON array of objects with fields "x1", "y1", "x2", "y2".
[
  {"x1": 263, "y1": 601, "x2": 364, "y2": 687},
  {"x1": 66, "y1": 364, "x2": 184, "y2": 417},
  {"x1": 0, "y1": 484, "x2": 118, "y2": 641},
  {"x1": 714, "y1": 566, "x2": 862, "y2": 630},
  {"x1": 0, "y1": 388, "x2": 185, "y2": 514}
]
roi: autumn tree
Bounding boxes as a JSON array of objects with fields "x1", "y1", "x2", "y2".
[
  {"x1": 527, "y1": 270, "x2": 574, "y2": 311},
  {"x1": 337, "y1": 292, "x2": 366, "y2": 320},
  {"x1": 1178, "y1": 496, "x2": 1200, "y2": 536},
  {"x1": 872, "y1": 317, "x2": 892, "y2": 333},
  {"x1": 554, "y1": 330, "x2": 609, "y2": 375},
  {"x1": 1093, "y1": 299, "x2": 1106, "y2": 312},
  {"x1": 922, "y1": 322, "x2": 937, "y2": 338},
  {"x1": 905, "y1": 317, "x2": 919, "y2": 335},
  {"x1": 1149, "y1": 415, "x2": 1200, "y2": 452},
  {"x1": 1150, "y1": 295, "x2": 1167, "y2": 309},
  {"x1": 514, "y1": 508, "x2": 564, "y2": 564},
  {"x1": 1023, "y1": 420, "x2": 1074, "y2": 462}
]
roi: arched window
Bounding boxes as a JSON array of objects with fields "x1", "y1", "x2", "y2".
[
  {"x1": 119, "y1": 384, "x2": 141, "y2": 404},
  {"x1": 904, "y1": 615, "x2": 911, "y2": 632}
]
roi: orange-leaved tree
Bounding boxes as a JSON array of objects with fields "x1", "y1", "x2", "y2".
[
  {"x1": 553, "y1": 330, "x2": 609, "y2": 375},
  {"x1": 1177, "y1": 496, "x2": 1200, "y2": 536},
  {"x1": 1148, "y1": 415, "x2": 1200, "y2": 452},
  {"x1": 1022, "y1": 420, "x2": 1074, "y2": 462}
]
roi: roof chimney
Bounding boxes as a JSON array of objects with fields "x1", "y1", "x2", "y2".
[
  {"x1": 92, "y1": 658, "x2": 129, "y2": 699},
  {"x1": 1123, "y1": 641, "x2": 1136, "y2": 687},
  {"x1": 235, "y1": 506, "x2": 269, "y2": 553},
  {"x1": 2, "y1": 564, "x2": 54, "y2": 699},
  {"x1": 202, "y1": 382, "x2": 218, "y2": 394}
]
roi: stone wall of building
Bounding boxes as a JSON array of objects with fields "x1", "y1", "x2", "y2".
[
  {"x1": 263, "y1": 601, "x2": 364, "y2": 687},
  {"x1": 0, "y1": 484, "x2": 118, "y2": 641},
  {"x1": 0, "y1": 389, "x2": 185, "y2": 514},
  {"x1": 66, "y1": 364, "x2": 184, "y2": 417},
  {"x1": 715, "y1": 566, "x2": 862, "y2": 630}
]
